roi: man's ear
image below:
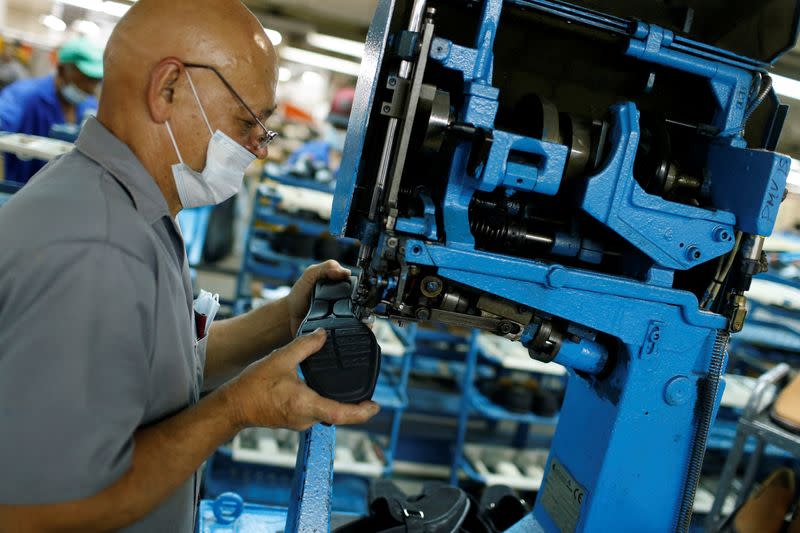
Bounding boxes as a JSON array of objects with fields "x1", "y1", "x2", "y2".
[{"x1": 147, "y1": 58, "x2": 182, "y2": 123}]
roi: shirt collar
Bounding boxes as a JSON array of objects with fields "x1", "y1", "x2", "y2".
[{"x1": 75, "y1": 117, "x2": 171, "y2": 223}]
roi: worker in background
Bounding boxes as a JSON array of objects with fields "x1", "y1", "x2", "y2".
[
  {"x1": 0, "y1": 39, "x2": 28, "y2": 89},
  {"x1": 0, "y1": 37, "x2": 102, "y2": 184},
  {"x1": 0, "y1": 1, "x2": 378, "y2": 531},
  {"x1": 286, "y1": 86, "x2": 354, "y2": 179}
]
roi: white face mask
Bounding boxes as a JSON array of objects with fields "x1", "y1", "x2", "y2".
[
  {"x1": 165, "y1": 71, "x2": 256, "y2": 209},
  {"x1": 61, "y1": 83, "x2": 91, "y2": 106}
]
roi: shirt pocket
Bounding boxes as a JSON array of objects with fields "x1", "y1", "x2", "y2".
[
  {"x1": 192, "y1": 333, "x2": 208, "y2": 402},
  {"x1": 191, "y1": 290, "x2": 219, "y2": 400}
]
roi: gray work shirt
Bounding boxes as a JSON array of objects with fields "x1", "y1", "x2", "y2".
[{"x1": 0, "y1": 117, "x2": 205, "y2": 532}]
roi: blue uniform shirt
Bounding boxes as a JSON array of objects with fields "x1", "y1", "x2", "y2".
[{"x1": 0, "y1": 75, "x2": 97, "y2": 184}]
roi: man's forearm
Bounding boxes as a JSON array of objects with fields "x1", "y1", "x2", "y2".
[
  {"x1": 204, "y1": 297, "x2": 293, "y2": 382},
  {"x1": 0, "y1": 386, "x2": 241, "y2": 533}
]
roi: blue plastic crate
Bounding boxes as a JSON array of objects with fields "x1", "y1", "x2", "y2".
[
  {"x1": 203, "y1": 449, "x2": 369, "y2": 516},
  {"x1": 197, "y1": 493, "x2": 361, "y2": 533}
]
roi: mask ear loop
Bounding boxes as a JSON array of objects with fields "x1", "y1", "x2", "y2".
[
  {"x1": 164, "y1": 121, "x2": 184, "y2": 164},
  {"x1": 185, "y1": 69, "x2": 214, "y2": 136}
]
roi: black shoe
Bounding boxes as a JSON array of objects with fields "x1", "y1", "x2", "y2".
[
  {"x1": 530, "y1": 388, "x2": 562, "y2": 418},
  {"x1": 335, "y1": 480, "x2": 471, "y2": 533},
  {"x1": 479, "y1": 485, "x2": 530, "y2": 532},
  {"x1": 477, "y1": 377, "x2": 535, "y2": 414},
  {"x1": 297, "y1": 278, "x2": 381, "y2": 404}
]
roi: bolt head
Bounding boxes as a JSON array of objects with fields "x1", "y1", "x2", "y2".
[
  {"x1": 664, "y1": 376, "x2": 691, "y2": 406},
  {"x1": 712, "y1": 227, "x2": 733, "y2": 243}
]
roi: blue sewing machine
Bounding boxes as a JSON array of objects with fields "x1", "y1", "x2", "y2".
[{"x1": 316, "y1": 0, "x2": 800, "y2": 531}]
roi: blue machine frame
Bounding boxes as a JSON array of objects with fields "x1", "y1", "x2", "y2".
[{"x1": 285, "y1": 0, "x2": 798, "y2": 531}]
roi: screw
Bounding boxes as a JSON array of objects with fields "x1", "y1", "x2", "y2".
[
  {"x1": 425, "y1": 278, "x2": 442, "y2": 292},
  {"x1": 383, "y1": 105, "x2": 391, "y2": 113},
  {"x1": 386, "y1": 237, "x2": 398, "y2": 248},
  {"x1": 498, "y1": 322, "x2": 517, "y2": 335},
  {"x1": 420, "y1": 276, "x2": 443, "y2": 297},
  {"x1": 686, "y1": 246, "x2": 701, "y2": 262},
  {"x1": 388, "y1": 77, "x2": 397, "y2": 87},
  {"x1": 713, "y1": 227, "x2": 732, "y2": 243},
  {"x1": 415, "y1": 307, "x2": 431, "y2": 320}
]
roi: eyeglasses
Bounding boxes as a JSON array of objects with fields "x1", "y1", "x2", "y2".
[{"x1": 183, "y1": 62, "x2": 278, "y2": 150}]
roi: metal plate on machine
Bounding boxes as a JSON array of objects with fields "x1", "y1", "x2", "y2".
[
  {"x1": 560, "y1": 0, "x2": 800, "y2": 64},
  {"x1": 540, "y1": 456, "x2": 586, "y2": 533},
  {"x1": 331, "y1": 0, "x2": 396, "y2": 237}
]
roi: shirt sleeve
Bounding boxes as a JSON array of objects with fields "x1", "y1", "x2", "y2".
[{"x1": 0, "y1": 241, "x2": 156, "y2": 505}]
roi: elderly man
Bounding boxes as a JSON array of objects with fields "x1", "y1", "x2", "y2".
[
  {"x1": 0, "y1": 1, "x2": 378, "y2": 531},
  {"x1": 0, "y1": 37, "x2": 103, "y2": 183}
]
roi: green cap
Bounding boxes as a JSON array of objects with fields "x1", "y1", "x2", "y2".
[{"x1": 57, "y1": 38, "x2": 104, "y2": 80}]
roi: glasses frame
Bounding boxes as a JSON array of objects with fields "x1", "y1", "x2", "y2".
[{"x1": 183, "y1": 62, "x2": 278, "y2": 150}]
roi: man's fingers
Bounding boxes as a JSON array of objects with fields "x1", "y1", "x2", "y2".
[
  {"x1": 274, "y1": 328, "x2": 327, "y2": 369},
  {"x1": 305, "y1": 260, "x2": 351, "y2": 284},
  {"x1": 310, "y1": 395, "x2": 380, "y2": 426}
]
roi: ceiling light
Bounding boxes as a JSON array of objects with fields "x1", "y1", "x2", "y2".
[
  {"x1": 265, "y1": 29, "x2": 283, "y2": 46},
  {"x1": 280, "y1": 47, "x2": 361, "y2": 77},
  {"x1": 102, "y1": 1, "x2": 131, "y2": 17},
  {"x1": 306, "y1": 32, "x2": 364, "y2": 59},
  {"x1": 57, "y1": 0, "x2": 102, "y2": 9},
  {"x1": 301, "y1": 70, "x2": 324, "y2": 85},
  {"x1": 40, "y1": 15, "x2": 67, "y2": 32},
  {"x1": 772, "y1": 73, "x2": 800, "y2": 101},
  {"x1": 55, "y1": 0, "x2": 131, "y2": 18},
  {"x1": 73, "y1": 19, "x2": 101, "y2": 35}
]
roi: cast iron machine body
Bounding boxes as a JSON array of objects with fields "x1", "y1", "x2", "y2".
[{"x1": 329, "y1": 0, "x2": 799, "y2": 530}]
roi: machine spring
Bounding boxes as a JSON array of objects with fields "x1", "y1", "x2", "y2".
[
  {"x1": 470, "y1": 216, "x2": 554, "y2": 250},
  {"x1": 470, "y1": 218, "x2": 510, "y2": 242},
  {"x1": 676, "y1": 331, "x2": 729, "y2": 532}
]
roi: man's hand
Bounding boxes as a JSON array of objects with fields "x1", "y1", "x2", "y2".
[
  {"x1": 203, "y1": 261, "x2": 352, "y2": 386},
  {"x1": 223, "y1": 329, "x2": 380, "y2": 431},
  {"x1": 285, "y1": 260, "x2": 351, "y2": 338}
]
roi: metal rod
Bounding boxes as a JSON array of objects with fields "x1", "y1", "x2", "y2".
[
  {"x1": 368, "y1": 0, "x2": 428, "y2": 219},
  {"x1": 399, "y1": 0, "x2": 428, "y2": 78},
  {"x1": 552, "y1": 337, "x2": 609, "y2": 374}
]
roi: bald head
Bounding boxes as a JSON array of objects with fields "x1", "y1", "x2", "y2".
[
  {"x1": 104, "y1": 0, "x2": 276, "y2": 100},
  {"x1": 98, "y1": 0, "x2": 279, "y2": 215}
]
